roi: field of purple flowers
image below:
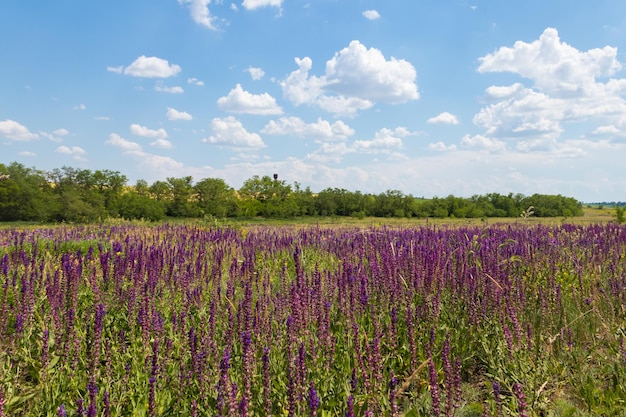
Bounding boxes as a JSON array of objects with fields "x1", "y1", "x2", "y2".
[{"x1": 0, "y1": 223, "x2": 625, "y2": 416}]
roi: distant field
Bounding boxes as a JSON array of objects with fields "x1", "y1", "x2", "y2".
[{"x1": 188, "y1": 206, "x2": 618, "y2": 228}]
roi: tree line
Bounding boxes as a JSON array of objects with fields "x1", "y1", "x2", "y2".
[{"x1": 0, "y1": 162, "x2": 584, "y2": 222}]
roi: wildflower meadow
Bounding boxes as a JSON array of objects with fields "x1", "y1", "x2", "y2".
[{"x1": 0, "y1": 223, "x2": 625, "y2": 416}]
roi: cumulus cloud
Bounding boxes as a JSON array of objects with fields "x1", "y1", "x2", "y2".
[
  {"x1": 18, "y1": 151, "x2": 37, "y2": 157},
  {"x1": 472, "y1": 28, "x2": 626, "y2": 153},
  {"x1": 106, "y1": 133, "x2": 142, "y2": 152},
  {"x1": 461, "y1": 134, "x2": 506, "y2": 152},
  {"x1": 73, "y1": 104, "x2": 86, "y2": 111},
  {"x1": 55, "y1": 145, "x2": 87, "y2": 160},
  {"x1": 484, "y1": 83, "x2": 525, "y2": 100},
  {"x1": 154, "y1": 84, "x2": 184, "y2": 94},
  {"x1": 428, "y1": 112, "x2": 459, "y2": 125},
  {"x1": 305, "y1": 142, "x2": 352, "y2": 163},
  {"x1": 242, "y1": 0, "x2": 283, "y2": 10},
  {"x1": 106, "y1": 66, "x2": 123, "y2": 74},
  {"x1": 316, "y1": 96, "x2": 373, "y2": 117},
  {"x1": 120, "y1": 56, "x2": 181, "y2": 78},
  {"x1": 106, "y1": 133, "x2": 184, "y2": 173},
  {"x1": 217, "y1": 84, "x2": 283, "y2": 115},
  {"x1": 178, "y1": 0, "x2": 218, "y2": 30},
  {"x1": 352, "y1": 137, "x2": 402, "y2": 153},
  {"x1": 352, "y1": 127, "x2": 410, "y2": 154},
  {"x1": 325, "y1": 41, "x2": 419, "y2": 103},
  {"x1": 202, "y1": 116, "x2": 265, "y2": 147},
  {"x1": 166, "y1": 107, "x2": 193, "y2": 121},
  {"x1": 280, "y1": 41, "x2": 418, "y2": 115},
  {"x1": 150, "y1": 139, "x2": 173, "y2": 149},
  {"x1": 428, "y1": 142, "x2": 457, "y2": 152},
  {"x1": 281, "y1": 57, "x2": 325, "y2": 106},
  {"x1": 478, "y1": 27, "x2": 621, "y2": 96},
  {"x1": 245, "y1": 66, "x2": 265, "y2": 80},
  {"x1": 0, "y1": 119, "x2": 38, "y2": 141},
  {"x1": 187, "y1": 77, "x2": 204, "y2": 86},
  {"x1": 592, "y1": 125, "x2": 620, "y2": 135},
  {"x1": 53, "y1": 128, "x2": 69, "y2": 136},
  {"x1": 362, "y1": 10, "x2": 380, "y2": 20},
  {"x1": 261, "y1": 116, "x2": 355, "y2": 141},
  {"x1": 130, "y1": 124, "x2": 168, "y2": 140}
]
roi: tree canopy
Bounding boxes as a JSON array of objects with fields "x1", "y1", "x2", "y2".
[{"x1": 0, "y1": 162, "x2": 585, "y2": 222}]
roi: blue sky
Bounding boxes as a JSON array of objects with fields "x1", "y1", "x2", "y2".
[{"x1": 2, "y1": 1, "x2": 626, "y2": 202}]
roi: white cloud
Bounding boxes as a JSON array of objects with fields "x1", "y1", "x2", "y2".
[
  {"x1": 281, "y1": 57, "x2": 325, "y2": 106},
  {"x1": 242, "y1": 0, "x2": 283, "y2": 10},
  {"x1": 39, "y1": 132, "x2": 61, "y2": 142},
  {"x1": 484, "y1": 83, "x2": 525, "y2": 100},
  {"x1": 478, "y1": 27, "x2": 621, "y2": 96},
  {"x1": 217, "y1": 84, "x2": 283, "y2": 115},
  {"x1": 461, "y1": 134, "x2": 506, "y2": 152},
  {"x1": 316, "y1": 95, "x2": 373, "y2": 117},
  {"x1": 187, "y1": 77, "x2": 205, "y2": 86},
  {"x1": 18, "y1": 151, "x2": 37, "y2": 157},
  {"x1": 73, "y1": 103, "x2": 86, "y2": 111},
  {"x1": 55, "y1": 145, "x2": 87, "y2": 160},
  {"x1": 245, "y1": 66, "x2": 265, "y2": 80},
  {"x1": 154, "y1": 84, "x2": 184, "y2": 94},
  {"x1": 94, "y1": 116, "x2": 110, "y2": 121},
  {"x1": 150, "y1": 139, "x2": 173, "y2": 149},
  {"x1": 166, "y1": 107, "x2": 193, "y2": 121},
  {"x1": 0, "y1": 119, "x2": 38, "y2": 141},
  {"x1": 362, "y1": 10, "x2": 380, "y2": 20},
  {"x1": 106, "y1": 133, "x2": 142, "y2": 152},
  {"x1": 280, "y1": 41, "x2": 418, "y2": 115},
  {"x1": 305, "y1": 142, "x2": 352, "y2": 163},
  {"x1": 106, "y1": 66, "x2": 123, "y2": 74},
  {"x1": 53, "y1": 128, "x2": 70, "y2": 136},
  {"x1": 261, "y1": 116, "x2": 355, "y2": 141},
  {"x1": 592, "y1": 125, "x2": 620, "y2": 135},
  {"x1": 203, "y1": 116, "x2": 265, "y2": 148},
  {"x1": 473, "y1": 28, "x2": 626, "y2": 155},
  {"x1": 428, "y1": 142, "x2": 457, "y2": 152},
  {"x1": 106, "y1": 133, "x2": 184, "y2": 173},
  {"x1": 428, "y1": 112, "x2": 459, "y2": 125},
  {"x1": 128, "y1": 152, "x2": 184, "y2": 172},
  {"x1": 130, "y1": 124, "x2": 168, "y2": 140},
  {"x1": 178, "y1": 0, "x2": 218, "y2": 30},
  {"x1": 325, "y1": 40, "x2": 419, "y2": 103},
  {"x1": 352, "y1": 128, "x2": 406, "y2": 154},
  {"x1": 474, "y1": 86, "x2": 568, "y2": 149},
  {"x1": 122, "y1": 56, "x2": 181, "y2": 78},
  {"x1": 352, "y1": 136, "x2": 402, "y2": 152}
]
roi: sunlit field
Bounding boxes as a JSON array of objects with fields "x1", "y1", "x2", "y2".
[{"x1": 1, "y1": 219, "x2": 624, "y2": 415}]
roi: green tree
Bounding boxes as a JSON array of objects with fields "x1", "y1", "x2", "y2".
[
  {"x1": 238, "y1": 175, "x2": 295, "y2": 218},
  {"x1": 0, "y1": 162, "x2": 56, "y2": 221},
  {"x1": 194, "y1": 177, "x2": 238, "y2": 217},
  {"x1": 113, "y1": 191, "x2": 166, "y2": 221},
  {"x1": 47, "y1": 167, "x2": 107, "y2": 221},
  {"x1": 166, "y1": 176, "x2": 199, "y2": 218}
]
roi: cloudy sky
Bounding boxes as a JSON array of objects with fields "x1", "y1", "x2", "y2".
[{"x1": 2, "y1": 1, "x2": 626, "y2": 202}]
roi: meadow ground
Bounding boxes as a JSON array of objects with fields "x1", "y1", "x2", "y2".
[{"x1": 0, "y1": 209, "x2": 624, "y2": 416}]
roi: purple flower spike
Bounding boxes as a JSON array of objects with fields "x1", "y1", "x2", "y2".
[
  {"x1": 513, "y1": 383, "x2": 529, "y2": 417},
  {"x1": 57, "y1": 404, "x2": 67, "y2": 417},
  {"x1": 492, "y1": 381, "x2": 502, "y2": 417},
  {"x1": 308, "y1": 381, "x2": 319, "y2": 416},
  {"x1": 345, "y1": 395, "x2": 354, "y2": 417}
]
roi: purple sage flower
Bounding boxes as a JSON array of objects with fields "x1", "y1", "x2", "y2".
[{"x1": 308, "y1": 381, "x2": 319, "y2": 416}]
